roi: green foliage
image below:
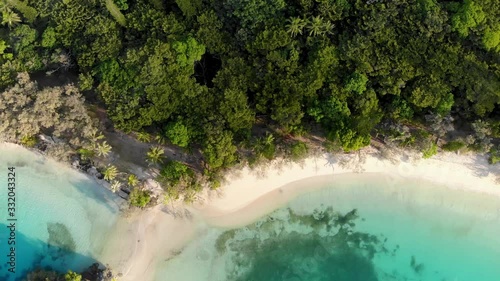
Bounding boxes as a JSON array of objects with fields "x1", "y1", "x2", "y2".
[
  {"x1": 422, "y1": 142, "x2": 438, "y2": 159},
  {"x1": 0, "y1": 40, "x2": 12, "y2": 59},
  {"x1": 129, "y1": 188, "x2": 151, "y2": 208},
  {"x1": 225, "y1": 0, "x2": 286, "y2": 32},
  {"x1": 255, "y1": 133, "x2": 276, "y2": 160},
  {"x1": 289, "y1": 141, "x2": 308, "y2": 161},
  {"x1": 286, "y1": 17, "x2": 306, "y2": 37},
  {"x1": 103, "y1": 165, "x2": 118, "y2": 181},
  {"x1": 41, "y1": 27, "x2": 56, "y2": 48},
  {"x1": 1, "y1": 9, "x2": 21, "y2": 27},
  {"x1": 159, "y1": 161, "x2": 192, "y2": 186},
  {"x1": 78, "y1": 73, "x2": 94, "y2": 91},
  {"x1": 165, "y1": 121, "x2": 190, "y2": 147},
  {"x1": 332, "y1": 128, "x2": 371, "y2": 152},
  {"x1": 105, "y1": 0, "x2": 126, "y2": 26},
  {"x1": 175, "y1": 0, "x2": 201, "y2": 18},
  {"x1": 113, "y1": 0, "x2": 128, "y2": 10},
  {"x1": 482, "y1": 25, "x2": 500, "y2": 51},
  {"x1": 345, "y1": 72, "x2": 368, "y2": 94},
  {"x1": 9, "y1": 24, "x2": 43, "y2": 71},
  {"x1": 172, "y1": 37, "x2": 205, "y2": 67},
  {"x1": 435, "y1": 93, "x2": 454, "y2": 116},
  {"x1": 20, "y1": 135, "x2": 37, "y2": 147},
  {"x1": 203, "y1": 129, "x2": 237, "y2": 170},
  {"x1": 77, "y1": 148, "x2": 95, "y2": 160},
  {"x1": 196, "y1": 10, "x2": 228, "y2": 54},
  {"x1": 442, "y1": 141, "x2": 466, "y2": 152},
  {"x1": 390, "y1": 97, "x2": 414, "y2": 120},
  {"x1": 2, "y1": 0, "x2": 500, "y2": 202},
  {"x1": 64, "y1": 270, "x2": 82, "y2": 281},
  {"x1": 6, "y1": 0, "x2": 37, "y2": 23},
  {"x1": 94, "y1": 141, "x2": 112, "y2": 157},
  {"x1": 136, "y1": 132, "x2": 151, "y2": 143},
  {"x1": 490, "y1": 120, "x2": 500, "y2": 138},
  {"x1": 219, "y1": 88, "x2": 255, "y2": 134},
  {"x1": 127, "y1": 174, "x2": 139, "y2": 187},
  {"x1": 488, "y1": 146, "x2": 500, "y2": 165},
  {"x1": 489, "y1": 154, "x2": 500, "y2": 165},
  {"x1": 146, "y1": 146, "x2": 165, "y2": 165},
  {"x1": 306, "y1": 16, "x2": 334, "y2": 37},
  {"x1": 451, "y1": 0, "x2": 485, "y2": 37}
]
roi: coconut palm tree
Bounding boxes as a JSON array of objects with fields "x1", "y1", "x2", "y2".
[
  {"x1": 0, "y1": 1, "x2": 11, "y2": 12},
  {"x1": 286, "y1": 17, "x2": 306, "y2": 37},
  {"x1": 127, "y1": 174, "x2": 139, "y2": 187},
  {"x1": 110, "y1": 180, "x2": 121, "y2": 192},
  {"x1": 263, "y1": 132, "x2": 275, "y2": 146},
  {"x1": 307, "y1": 16, "x2": 324, "y2": 37},
  {"x1": 321, "y1": 20, "x2": 334, "y2": 36},
  {"x1": 146, "y1": 146, "x2": 165, "y2": 165},
  {"x1": 136, "y1": 131, "x2": 151, "y2": 143},
  {"x1": 88, "y1": 128, "x2": 105, "y2": 143},
  {"x1": 103, "y1": 165, "x2": 118, "y2": 181},
  {"x1": 95, "y1": 141, "x2": 112, "y2": 157},
  {"x1": 1, "y1": 10, "x2": 21, "y2": 28},
  {"x1": 154, "y1": 134, "x2": 167, "y2": 145}
]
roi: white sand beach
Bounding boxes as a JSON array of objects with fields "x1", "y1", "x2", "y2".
[
  {"x1": 103, "y1": 147, "x2": 500, "y2": 281},
  {"x1": 195, "y1": 148, "x2": 500, "y2": 225}
]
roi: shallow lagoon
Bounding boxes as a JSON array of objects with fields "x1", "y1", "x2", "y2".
[
  {"x1": 0, "y1": 145, "x2": 120, "y2": 280},
  {"x1": 157, "y1": 175, "x2": 500, "y2": 281}
]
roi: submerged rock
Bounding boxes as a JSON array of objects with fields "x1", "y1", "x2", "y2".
[{"x1": 46, "y1": 222, "x2": 76, "y2": 254}]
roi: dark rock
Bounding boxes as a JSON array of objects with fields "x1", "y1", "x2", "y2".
[
  {"x1": 81, "y1": 262, "x2": 101, "y2": 281},
  {"x1": 120, "y1": 186, "x2": 131, "y2": 194},
  {"x1": 37, "y1": 143, "x2": 48, "y2": 152},
  {"x1": 117, "y1": 190, "x2": 129, "y2": 199}
]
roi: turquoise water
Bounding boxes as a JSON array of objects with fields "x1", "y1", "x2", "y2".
[
  {"x1": 0, "y1": 145, "x2": 120, "y2": 280},
  {"x1": 156, "y1": 176, "x2": 500, "y2": 281},
  {"x1": 2, "y1": 145, "x2": 500, "y2": 281}
]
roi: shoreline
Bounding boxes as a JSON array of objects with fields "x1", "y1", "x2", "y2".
[
  {"x1": 3, "y1": 141, "x2": 500, "y2": 280},
  {"x1": 194, "y1": 147, "x2": 500, "y2": 225}
]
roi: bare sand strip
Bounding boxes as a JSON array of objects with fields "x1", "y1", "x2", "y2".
[{"x1": 104, "y1": 148, "x2": 500, "y2": 281}]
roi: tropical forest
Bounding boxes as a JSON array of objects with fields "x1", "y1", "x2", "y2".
[{"x1": 0, "y1": 0, "x2": 499, "y2": 204}]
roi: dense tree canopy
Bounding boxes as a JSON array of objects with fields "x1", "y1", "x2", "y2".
[{"x1": 0, "y1": 0, "x2": 499, "y2": 170}]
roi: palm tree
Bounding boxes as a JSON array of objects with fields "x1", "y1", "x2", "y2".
[
  {"x1": 321, "y1": 20, "x2": 334, "y2": 36},
  {"x1": 103, "y1": 165, "x2": 118, "y2": 181},
  {"x1": 127, "y1": 174, "x2": 139, "y2": 187},
  {"x1": 88, "y1": 128, "x2": 105, "y2": 143},
  {"x1": 146, "y1": 146, "x2": 165, "y2": 165},
  {"x1": 263, "y1": 133, "x2": 275, "y2": 146},
  {"x1": 307, "y1": 16, "x2": 324, "y2": 37},
  {"x1": 95, "y1": 141, "x2": 112, "y2": 157},
  {"x1": 286, "y1": 17, "x2": 306, "y2": 37},
  {"x1": 0, "y1": 1, "x2": 11, "y2": 12},
  {"x1": 1, "y1": 10, "x2": 21, "y2": 28},
  {"x1": 110, "y1": 180, "x2": 121, "y2": 193},
  {"x1": 154, "y1": 134, "x2": 166, "y2": 145},
  {"x1": 136, "y1": 131, "x2": 151, "y2": 143}
]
